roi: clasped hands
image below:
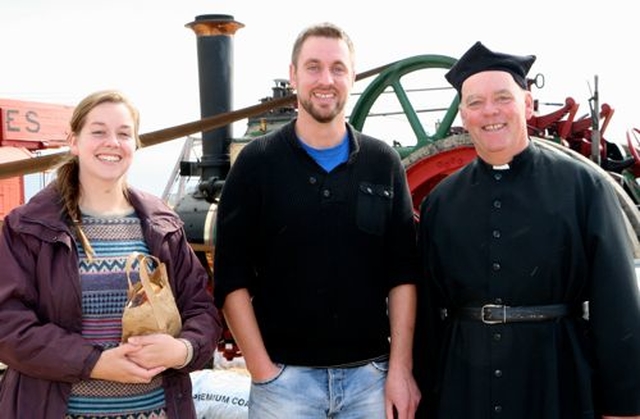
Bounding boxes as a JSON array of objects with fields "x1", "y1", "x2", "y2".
[{"x1": 90, "y1": 333, "x2": 186, "y2": 383}]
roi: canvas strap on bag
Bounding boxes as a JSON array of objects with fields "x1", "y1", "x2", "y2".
[{"x1": 122, "y1": 252, "x2": 182, "y2": 342}]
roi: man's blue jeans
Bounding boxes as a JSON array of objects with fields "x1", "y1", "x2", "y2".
[{"x1": 248, "y1": 360, "x2": 389, "y2": 418}]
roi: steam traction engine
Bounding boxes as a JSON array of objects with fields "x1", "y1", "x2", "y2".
[{"x1": 170, "y1": 17, "x2": 640, "y2": 362}]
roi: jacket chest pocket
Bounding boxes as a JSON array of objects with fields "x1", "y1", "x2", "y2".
[{"x1": 356, "y1": 182, "x2": 393, "y2": 236}]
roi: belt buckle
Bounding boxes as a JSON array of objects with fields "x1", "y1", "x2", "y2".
[{"x1": 481, "y1": 304, "x2": 506, "y2": 325}]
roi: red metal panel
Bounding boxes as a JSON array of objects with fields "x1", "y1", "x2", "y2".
[
  {"x1": 0, "y1": 99, "x2": 73, "y2": 150},
  {"x1": 0, "y1": 146, "x2": 32, "y2": 217},
  {"x1": 0, "y1": 177, "x2": 24, "y2": 219}
]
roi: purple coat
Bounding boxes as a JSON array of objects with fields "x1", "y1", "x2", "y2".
[{"x1": 0, "y1": 185, "x2": 222, "y2": 418}]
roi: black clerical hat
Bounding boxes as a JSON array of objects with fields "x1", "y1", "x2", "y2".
[{"x1": 445, "y1": 41, "x2": 536, "y2": 94}]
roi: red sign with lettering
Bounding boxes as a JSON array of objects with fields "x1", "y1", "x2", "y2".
[{"x1": 0, "y1": 99, "x2": 73, "y2": 150}]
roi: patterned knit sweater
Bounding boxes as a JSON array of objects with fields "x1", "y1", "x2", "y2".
[{"x1": 66, "y1": 213, "x2": 166, "y2": 419}]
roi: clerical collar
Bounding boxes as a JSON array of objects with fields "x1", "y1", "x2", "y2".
[{"x1": 492, "y1": 164, "x2": 510, "y2": 170}]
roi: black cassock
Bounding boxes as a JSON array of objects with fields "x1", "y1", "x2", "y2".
[{"x1": 415, "y1": 141, "x2": 640, "y2": 418}]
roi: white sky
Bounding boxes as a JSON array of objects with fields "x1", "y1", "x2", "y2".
[{"x1": 1, "y1": 0, "x2": 636, "y2": 196}]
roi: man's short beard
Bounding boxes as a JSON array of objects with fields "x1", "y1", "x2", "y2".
[{"x1": 299, "y1": 98, "x2": 344, "y2": 123}]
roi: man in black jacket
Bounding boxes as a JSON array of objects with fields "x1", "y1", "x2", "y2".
[{"x1": 214, "y1": 22, "x2": 421, "y2": 419}]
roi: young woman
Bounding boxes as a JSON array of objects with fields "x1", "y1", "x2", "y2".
[{"x1": 0, "y1": 90, "x2": 221, "y2": 418}]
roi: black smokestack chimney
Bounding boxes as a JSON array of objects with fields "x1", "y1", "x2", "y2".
[
  {"x1": 185, "y1": 14, "x2": 244, "y2": 184},
  {"x1": 173, "y1": 14, "x2": 244, "y2": 256}
]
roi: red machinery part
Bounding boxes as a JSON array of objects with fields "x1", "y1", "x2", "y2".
[
  {"x1": 627, "y1": 127, "x2": 640, "y2": 177},
  {"x1": 403, "y1": 134, "x2": 477, "y2": 216}
]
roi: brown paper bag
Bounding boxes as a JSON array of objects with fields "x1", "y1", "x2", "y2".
[{"x1": 121, "y1": 252, "x2": 182, "y2": 342}]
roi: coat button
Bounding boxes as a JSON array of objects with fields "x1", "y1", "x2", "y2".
[
  {"x1": 493, "y1": 200, "x2": 502, "y2": 209},
  {"x1": 492, "y1": 262, "x2": 501, "y2": 271},
  {"x1": 323, "y1": 189, "x2": 331, "y2": 198},
  {"x1": 494, "y1": 369, "x2": 503, "y2": 378},
  {"x1": 309, "y1": 176, "x2": 317, "y2": 184},
  {"x1": 494, "y1": 172, "x2": 503, "y2": 181},
  {"x1": 493, "y1": 332, "x2": 502, "y2": 341},
  {"x1": 492, "y1": 230, "x2": 501, "y2": 239},
  {"x1": 494, "y1": 405, "x2": 502, "y2": 413}
]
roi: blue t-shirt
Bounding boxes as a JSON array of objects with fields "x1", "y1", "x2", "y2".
[{"x1": 299, "y1": 133, "x2": 349, "y2": 172}]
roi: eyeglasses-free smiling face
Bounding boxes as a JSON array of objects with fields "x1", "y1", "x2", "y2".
[
  {"x1": 289, "y1": 35, "x2": 355, "y2": 124},
  {"x1": 70, "y1": 101, "x2": 137, "y2": 188},
  {"x1": 459, "y1": 70, "x2": 534, "y2": 165}
]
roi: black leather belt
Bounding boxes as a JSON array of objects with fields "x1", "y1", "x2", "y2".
[{"x1": 454, "y1": 303, "x2": 573, "y2": 324}]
